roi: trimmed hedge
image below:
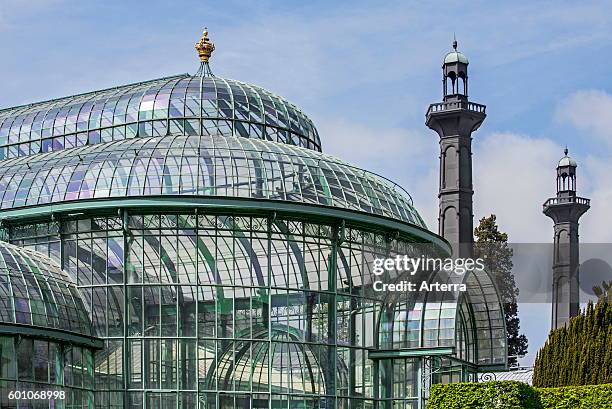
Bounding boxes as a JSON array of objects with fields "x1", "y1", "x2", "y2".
[
  {"x1": 427, "y1": 381, "x2": 612, "y2": 408},
  {"x1": 428, "y1": 382, "x2": 540, "y2": 409},
  {"x1": 538, "y1": 384, "x2": 612, "y2": 409}
]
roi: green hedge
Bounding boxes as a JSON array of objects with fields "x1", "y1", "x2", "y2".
[
  {"x1": 427, "y1": 381, "x2": 612, "y2": 408},
  {"x1": 428, "y1": 382, "x2": 540, "y2": 409},
  {"x1": 538, "y1": 384, "x2": 612, "y2": 408}
]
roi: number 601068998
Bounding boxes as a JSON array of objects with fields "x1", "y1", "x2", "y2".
[{"x1": 7, "y1": 390, "x2": 65, "y2": 400}]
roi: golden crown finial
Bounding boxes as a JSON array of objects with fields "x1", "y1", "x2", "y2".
[{"x1": 195, "y1": 28, "x2": 215, "y2": 63}]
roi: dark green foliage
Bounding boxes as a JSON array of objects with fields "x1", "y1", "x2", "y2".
[
  {"x1": 532, "y1": 299, "x2": 612, "y2": 387},
  {"x1": 474, "y1": 215, "x2": 528, "y2": 366},
  {"x1": 428, "y1": 382, "x2": 612, "y2": 408}
]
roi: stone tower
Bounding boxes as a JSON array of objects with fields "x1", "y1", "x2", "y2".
[
  {"x1": 426, "y1": 39, "x2": 486, "y2": 257},
  {"x1": 543, "y1": 148, "x2": 590, "y2": 329}
]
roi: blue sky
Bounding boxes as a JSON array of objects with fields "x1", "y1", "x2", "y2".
[{"x1": 3, "y1": 0, "x2": 612, "y2": 366}]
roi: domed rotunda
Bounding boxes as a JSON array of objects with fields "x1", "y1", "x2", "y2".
[{"x1": 0, "y1": 30, "x2": 506, "y2": 409}]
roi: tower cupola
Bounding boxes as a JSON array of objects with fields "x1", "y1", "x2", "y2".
[
  {"x1": 443, "y1": 38, "x2": 469, "y2": 100},
  {"x1": 557, "y1": 148, "x2": 578, "y2": 196}
]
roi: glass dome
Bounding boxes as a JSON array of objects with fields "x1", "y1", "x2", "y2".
[
  {"x1": 0, "y1": 74, "x2": 321, "y2": 160},
  {"x1": 0, "y1": 240, "x2": 92, "y2": 337},
  {"x1": 378, "y1": 266, "x2": 507, "y2": 366},
  {"x1": 207, "y1": 325, "x2": 343, "y2": 396},
  {"x1": 0, "y1": 134, "x2": 426, "y2": 228}
]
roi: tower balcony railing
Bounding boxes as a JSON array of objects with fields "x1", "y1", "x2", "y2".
[
  {"x1": 543, "y1": 196, "x2": 590, "y2": 208},
  {"x1": 426, "y1": 100, "x2": 486, "y2": 116}
]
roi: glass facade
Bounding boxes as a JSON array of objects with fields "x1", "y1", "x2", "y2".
[{"x1": 0, "y1": 54, "x2": 506, "y2": 408}]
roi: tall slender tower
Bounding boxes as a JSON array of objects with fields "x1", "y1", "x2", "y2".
[
  {"x1": 426, "y1": 40, "x2": 486, "y2": 257},
  {"x1": 543, "y1": 149, "x2": 590, "y2": 329}
]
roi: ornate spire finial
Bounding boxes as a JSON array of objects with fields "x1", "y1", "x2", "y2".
[
  {"x1": 564, "y1": 146, "x2": 569, "y2": 156},
  {"x1": 452, "y1": 33, "x2": 458, "y2": 51},
  {"x1": 195, "y1": 28, "x2": 215, "y2": 63}
]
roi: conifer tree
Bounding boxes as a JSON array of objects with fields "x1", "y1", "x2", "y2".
[
  {"x1": 474, "y1": 215, "x2": 528, "y2": 366},
  {"x1": 533, "y1": 299, "x2": 612, "y2": 387}
]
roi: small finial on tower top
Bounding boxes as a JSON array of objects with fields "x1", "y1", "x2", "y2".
[
  {"x1": 564, "y1": 146, "x2": 569, "y2": 156},
  {"x1": 195, "y1": 28, "x2": 215, "y2": 63},
  {"x1": 453, "y1": 33, "x2": 458, "y2": 51}
]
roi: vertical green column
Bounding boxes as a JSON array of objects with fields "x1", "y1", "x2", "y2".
[
  {"x1": 57, "y1": 343, "x2": 64, "y2": 409},
  {"x1": 267, "y1": 214, "x2": 274, "y2": 409},
  {"x1": 326, "y1": 222, "x2": 341, "y2": 409},
  {"x1": 122, "y1": 209, "x2": 130, "y2": 409},
  {"x1": 378, "y1": 232, "x2": 395, "y2": 409},
  {"x1": 349, "y1": 295, "x2": 357, "y2": 408},
  {"x1": 86, "y1": 348, "x2": 94, "y2": 409}
]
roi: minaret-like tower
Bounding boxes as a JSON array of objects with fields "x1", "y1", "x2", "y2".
[
  {"x1": 426, "y1": 39, "x2": 486, "y2": 257},
  {"x1": 543, "y1": 148, "x2": 590, "y2": 329}
]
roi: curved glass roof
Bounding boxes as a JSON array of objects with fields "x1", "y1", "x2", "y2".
[
  {"x1": 0, "y1": 74, "x2": 321, "y2": 161},
  {"x1": 379, "y1": 267, "x2": 506, "y2": 367},
  {"x1": 0, "y1": 134, "x2": 426, "y2": 228},
  {"x1": 207, "y1": 325, "x2": 338, "y2": 395},
  {"x1": 0, "y1": 241, "x2": 92, "y2": 336}
]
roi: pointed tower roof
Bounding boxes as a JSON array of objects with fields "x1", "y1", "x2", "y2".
[
  {"x1": 558, "y1": 147, "x2": 577, "y2": 167},
  {"x1": 444, "y1": 37, "x2": 469, "y2": 65}
]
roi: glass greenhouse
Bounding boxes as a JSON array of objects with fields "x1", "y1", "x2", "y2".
[{"x1": 0, "y1": 31, "x2": 506, "y2": 409}]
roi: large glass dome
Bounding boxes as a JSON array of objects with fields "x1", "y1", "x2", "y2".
[
  {"x1": 0, "y1": 74, "x2": 321, "y2": 161},
  {"x1": 0, "y1": 133, "x2": 426, "y2": 228}
]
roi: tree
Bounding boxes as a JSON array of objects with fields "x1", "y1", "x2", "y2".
[
  {"x1": 474, "y1": 214, "x2": 528, "y2": 366},
  {"x1": 533, "y1": 299, "x2": 612, "y2": 387}
]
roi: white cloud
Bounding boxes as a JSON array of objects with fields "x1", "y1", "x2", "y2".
[
  {"x1": 472, "y1": 128, "x2": 612, "y2": 244},
  {"x1": 318, "y1": 118, "x2": 432, "y2": 168},
  {"x1": 554, "y1": 89, "x2": 612, "y2": 241},
  {"x1": 578, "y1": 155, "x2": 612, "y2": 242},
  {"x1": 474, "y1": 132, "x2": 561, "y2": 242},
  {"x1": 556, "y1": 90, "x2": 612, "y2": 144},
  {"x1": 316, "y1": 117, "x2": 439, "y2": 229}
]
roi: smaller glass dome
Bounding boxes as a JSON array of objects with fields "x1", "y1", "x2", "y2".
[
  {"x1": 0, "y1": 241, "x2": 92, "y2": 337},
  {"x1": 207, "y1": 325, "x2": 346, "y2": 395},
  {"x1": 379, "y1": 266, "x2": 507, "y2": 367},
  {"x1": 0, "y1": 74, "x2": 322, "y2": 161},
  {"x1": 444, "y1": 51, "x2": 469, "y2": 65}
]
